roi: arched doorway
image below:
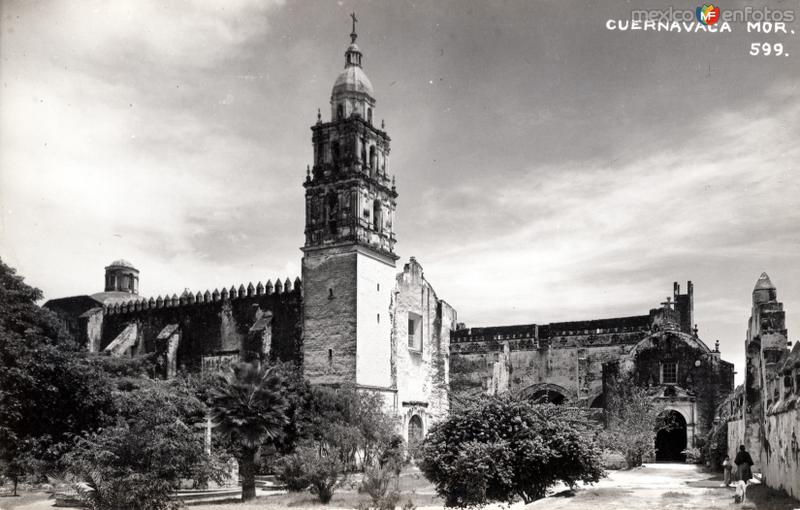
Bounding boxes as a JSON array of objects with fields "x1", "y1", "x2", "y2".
[
  {"x1": 655, "y1": 410, "x2": 687, "y2": 462},
  {"x1": 408, "y1": 415, "x2": 424, "y2": 455},
  {"x1": 520, "y1": 383, "x2": 568, "y2": 405},
  {"x1": 529, "y1": 389, "x2": 565, "y2": 405}
]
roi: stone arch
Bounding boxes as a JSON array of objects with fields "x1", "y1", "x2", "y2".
[
  {"x1": 629, "y1": 331, "x2": 712, "y2": 360},
  {"x1": 589, "y1": 392, "x2": 605, "y2": 409},
  {"x1": 520, "y1": 383, "x2": 570, "y2": 405},
  {"x1": 655, "y1": 409, "x2": 688, "y2": 462}
]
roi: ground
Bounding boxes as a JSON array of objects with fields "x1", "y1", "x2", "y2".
[
  {"x1": 530, "y1": 464, "x2": 799, "y2": 510},
  {"x1": 2, "y1": 464, "x2": 798, "y2": 510}
]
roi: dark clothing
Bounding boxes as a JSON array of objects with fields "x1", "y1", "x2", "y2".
[{"x1": 735, "y1": 451, "x2": 754, "y2": 481}]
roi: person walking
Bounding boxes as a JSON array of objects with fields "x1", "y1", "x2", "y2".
[
  {"x1": 734, "y1": 445, "x2": 754, "y2": 482},
  {"x1": 722, "y1": 455, "x2": 733, "y2": 487}
]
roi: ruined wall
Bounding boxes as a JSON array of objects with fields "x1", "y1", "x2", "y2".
[
  {"x1": 100, "y1": 279, "x2": 302, "y2": 374},
  {"x1": 762, "y1": 407, "x2": 800, "y2": 498},
  {"x1": 450, "y1": 316, "x2": 652, "y2": 405},
  {"x1": 394, "y1": 258, "x2": 454, "y2": 439}
]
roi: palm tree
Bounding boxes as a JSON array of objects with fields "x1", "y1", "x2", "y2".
[{"x1": 209, "y1": 362, "x2": 289, "y2": 501}]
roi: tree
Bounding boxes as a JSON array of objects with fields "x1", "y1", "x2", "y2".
[
  {"x1": 600, "y1": 372, "x2": 667, "y2": 468},
  {"x1": 419, "y1": 396, "x2": 604, "y2": 506},
  {"x1": 300, "y1": 385, "x2": 396, "y2": 470},
  {"x1": 208, "y1": 362, "x2": 289, "y2": 501},
  {"x1": 63, "y1": 378, "x2": 224, "y2": 510},
  {"x1": 0, "y1": 258, "x2": 116, "y2": 480}
]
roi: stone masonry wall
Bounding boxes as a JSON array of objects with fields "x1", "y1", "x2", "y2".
[
  {"x1": 100, "y1": 282, "x2": 302, "y2": 374},
  {"x1": 394, "y1": 258, "x2": 454, "y2": 440},
  {"x1": 302, "y1": 246, "x2": 358, "y2": 385}
]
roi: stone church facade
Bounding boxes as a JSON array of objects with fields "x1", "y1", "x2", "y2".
[
  {"x1": 44, "y1": 20, "x2": 738, "y2": 455},
  {"x1": 450, "y1": 281, "x2": 735, "y2": 460}
]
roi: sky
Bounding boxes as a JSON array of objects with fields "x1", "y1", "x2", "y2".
[{"x1": 1, "y1": 0, "x2": 799, "y2": 385}]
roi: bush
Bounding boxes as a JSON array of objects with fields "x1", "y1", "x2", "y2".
[
  {"x1": 379, "y1": 435, "x2": 406, "y2": 476},
  {"x1": 420, "y1": 397, "x2": 604, "y2": 506},
  {"x1": 681, "y1": 447, "x2": 702, "y2": 464},
  {"x1": 275, "y1": 452, "x2": 310, "y2": 491},
  {"x1": 306, "y1": 451, "x2": 342, "y2": 504},
  {"x1": 359, "y1": 467, "x2": 400, "y2": 509},
  {"x1": 63, "y1": 379, "x2": 224, "y2": 510}
]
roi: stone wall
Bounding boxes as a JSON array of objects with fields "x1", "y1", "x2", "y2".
[
  {"x1": 393, "y1": 258, "x2": 455, "y2": 441},
  {"x1": 302, "y1": 246, "x2": 358, "y2": 384},
  {"x1": 100, "y1": 281, "x2": 302, "y2": 375}
]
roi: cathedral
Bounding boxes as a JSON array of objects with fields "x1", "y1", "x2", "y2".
[
  {"x1": 45, "y1": 19, "x2": 738, "y2": 456},
  {"x1": 45, "y1": 20, "x2": 455, "y2": 446}
]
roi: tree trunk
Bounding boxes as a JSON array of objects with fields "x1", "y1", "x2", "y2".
[{"x1": 240, "y1": 447, "x2": 258, "y2": 501}]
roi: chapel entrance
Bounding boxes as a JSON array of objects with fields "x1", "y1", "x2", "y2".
[{"x1": 655, "y1": 410, "x2": 687, "y2": 462}]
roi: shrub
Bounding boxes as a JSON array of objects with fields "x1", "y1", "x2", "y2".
[
  {"x1": 275, "y1": 452, "x2": 310, "y2": 491},
  {"x1": 420, "y1": 397, "x2": 604, "y2": 506},
  {"x1": 63, "y1": 379, "x2": 224, "y2": 510},
  {"x1": 681, "y1": 447, "x2": 702, "y2": 464},
  {"x1": 379, "y1": 435, "x2": 406, "y2": 476},
  {"x1": 359, "y1": 467, "x2": 399, "y2": 508},
  {"x1": 306, "y1": 452, "x2": 342, "y2": 504}
]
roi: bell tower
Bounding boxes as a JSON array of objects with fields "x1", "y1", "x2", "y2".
[{"x1": 302, "y1": 15, "x2": 398, "y2": 390}]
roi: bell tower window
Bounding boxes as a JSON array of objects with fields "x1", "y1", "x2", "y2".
[
  {"x1": 331, "y1": 141, "x2": 340, "y2": 164},
  {"x1": 373, "y1": 200, "x2": 382, "y2": 231},
  {"x1": 369, "y1": 146, "x2": 376, "y2": 173},
  {"x1": 367, "y1": 108, "x2": 373, "y2": 125},
  {"x1": 337, "y1": 104, "x2": 344, "y2": 120},
  {"x1": 327, "y1": 192, "x2": 339, "y2": 234}
]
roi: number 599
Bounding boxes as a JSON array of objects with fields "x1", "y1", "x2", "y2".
[{"x1": 750, "y1": 42, "x2": 785, "y2": 56}]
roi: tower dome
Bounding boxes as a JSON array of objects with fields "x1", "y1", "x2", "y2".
[
  {"x1": 103, "y1": 259, "x2": 140, "y2": 295},
  {"x1": 332, "y1": 64, "x2": 374, "y2": 98},
  {"x1": 330, "y1": 12, "x2": 376, "y2": 123}
]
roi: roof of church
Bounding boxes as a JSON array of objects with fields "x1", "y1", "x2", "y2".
[
  {"x1": 333, "y1": 65, "x2": 374, "y2": 98},
  {"x1": 106, "y1": 259, "x2": 137, "y2": 270},
  {"x1": 91, "y1": 291, "x2": 145, "y2": 305},
  {"x1": 754, "y1": 272, "x2": 775, "y2": 291}
]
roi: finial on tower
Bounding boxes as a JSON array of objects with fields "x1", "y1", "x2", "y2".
[
  {"x1": 317, "y1": 108, "x2": 321, "y2": 123},
  {"x1": 350, "y1": 11, "x2": 358, "y2": 43}
]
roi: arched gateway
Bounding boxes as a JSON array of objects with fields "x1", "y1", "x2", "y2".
[{"x1": 655, "y1": 410, "x2": 688, "y2": 462}]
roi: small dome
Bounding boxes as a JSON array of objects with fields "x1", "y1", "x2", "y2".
[
  {"x1": 332, "y1": 65, "x2": 374, "y2": 98},
  {"x1": 754, "y1": 272, "x2": 775, "y2": 291},
  {"x1": 107, "y1": 259, "x2": 137, "y2": 270}
]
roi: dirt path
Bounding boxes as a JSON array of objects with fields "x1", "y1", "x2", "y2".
[{"x1": 528, "y1": 463, "x2": 794, "y2": 510}]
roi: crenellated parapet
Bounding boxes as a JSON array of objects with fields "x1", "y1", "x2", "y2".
[{"x1": 103, "y1": 277, "x2": 302, "y2": 316}]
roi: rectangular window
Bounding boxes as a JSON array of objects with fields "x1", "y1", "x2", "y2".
[
  {"x1": 408, "y1": 312, "x2": 422, "y2": 351},
  {"x1": 662, "y1": 362, "x2": 678, "y2": 385}
]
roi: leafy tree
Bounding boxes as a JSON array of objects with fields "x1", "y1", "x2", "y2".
[
  {"x1": 208, "y1": 362, "x2": 289, "y2": 501},
  {"x1": 63, "y1": 378, "x2": 224, "y2": 510},
  {"x1": 419, "y1": 396, "x2": 604, "y2": 506},
  {"x1": 301, "y1": 385, "x2": 396, "y2": 470},
  {"x1": 0, "y1": 258, "x2": 116, "y2": 479},
  {"x1": 600, "y1": 373, "x2": 667, "y2": 468}
]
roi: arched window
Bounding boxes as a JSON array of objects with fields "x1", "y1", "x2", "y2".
[
  {"x1": 337, "y1": 104, "x2": 344, "y2": 119},
  {"x1": 361, "y1": 140, "x2": 367, "y2": 168},
  {"x1": 327, "y1": 192, "x2": 338, "y2": 234},
  {"x1": 373, "y1": 200, "x2": 382, "y2": 231},
  {"x1": 367, "y1": 108, "x2": 373, "y2": 125},
  {"x1": 331, "y1": 141, "x2": 340, "y2": 163},
  {"x1": 369, "y1": 146, "x2": 376, "y2": 173}
]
